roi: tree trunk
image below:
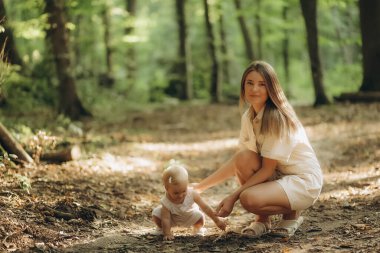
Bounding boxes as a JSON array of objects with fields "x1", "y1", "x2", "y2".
[
  {"x1": 125, "y1": 0, "x2": 137, "y2": 95},
  {"x1": 203, "y1": 0, "x2": 221, "y2": 102},
  {"x1": 100, "y1": 4, "x2": 114, "y2": 88},
  {"x1": 282, "y1": 4, "x2": 292, "y2": 98},
  {"x1": 45, "y1": 0, "x2": 91, "y2": 120},
  {"x1": 218, "y1": 2, "x2": 230, "y2": 85},
  {"x1": 175, "y1": 0, "x2": 192, "y2": 100},
  {"x1": 359, "y1": 0, "x2": 380, "y2": 92},
  {"x1": 0, "y1": 0, "x2": 23, "y2": 66},
  {"x1": 255, "y1": 0, "x2": 263, "y2": 59},
  {"x1": 234, "y1": 0, "x2": 255, "y2": 61},
  {"x1": 300, "y1": 0, "x2": 329, "y2": 106},
  {"x1": 0, "y1": 123, "x2": 34, "y2": 164}
]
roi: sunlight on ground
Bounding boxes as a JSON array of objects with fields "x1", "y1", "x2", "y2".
[
  {"x1": 82, "y1": 153, "x2": 157, "y2": 173},
  {"x1": 321, "y1": 166, "x2": 380, "y2": 200},
  {"x1": 133, "y1": 138, "x2": 238, "y2": 153},
  {"x1": 305, "y1": 122, "x2": 380, "y2": 141}
]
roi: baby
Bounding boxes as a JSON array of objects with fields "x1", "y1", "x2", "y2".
[{"x1": 152, "y1": 162, "x2": 226, "y2": 240}]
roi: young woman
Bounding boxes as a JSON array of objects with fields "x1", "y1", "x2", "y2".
[{"x1": 194, "y1": 61, "x2": 323, "y2": 238}]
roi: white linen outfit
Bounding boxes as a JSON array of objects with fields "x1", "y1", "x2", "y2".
[
  {"x1": 152, "y1": 188, "x2": 204, "y2": 227},
  {"x1": 239, "y1": 107, "x2": 323, "y2": 210}
]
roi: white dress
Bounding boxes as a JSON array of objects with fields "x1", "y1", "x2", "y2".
[
  {"x1": 152, "y1": 188, "x2": 204, "y2": 227},
  {"x1": 239, "y1": 107, "x2": 323, "y2": 210}
]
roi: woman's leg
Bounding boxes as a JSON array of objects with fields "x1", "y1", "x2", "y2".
[
  {"x1": 239, "y1": 181, "x2": 298, "y2": 218},
  {"x1": 196, "y1": 149, "x2": 260, "y2": 192},
  {"x1": 233, "y1": 150, "x2": 274, "y2": 225},
  {"x1": 233, "y1": 150, "x2": 262, "y2": 185}
]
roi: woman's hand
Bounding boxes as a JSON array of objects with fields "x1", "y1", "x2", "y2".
[
  {"x1": 215, "y1": 194, "x2": 239, "y2": 217},
  {"x1": 214, "y1": 217, "x2": 227, "y2": 231}
]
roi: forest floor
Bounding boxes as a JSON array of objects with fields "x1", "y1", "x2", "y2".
[{"x1": 1, "y1": 102, "x2": 380, "y2": 253}]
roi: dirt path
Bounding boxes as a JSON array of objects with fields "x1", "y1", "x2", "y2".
[{"x1": 1, "y1": 103, "x2": 380, "y2": 252}]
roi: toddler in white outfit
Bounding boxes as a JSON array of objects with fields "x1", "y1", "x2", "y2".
[{"x1": 152, "y1": 162, "x2": 226, "y2": 240}]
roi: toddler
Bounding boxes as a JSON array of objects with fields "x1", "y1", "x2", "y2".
[{"x1": 152, "y1": 162, "x2": 226, "y2": 240}]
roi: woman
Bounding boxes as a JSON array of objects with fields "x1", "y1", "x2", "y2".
[{"x1": 194, "y1": 61, "x2": 323, "y2": 238}]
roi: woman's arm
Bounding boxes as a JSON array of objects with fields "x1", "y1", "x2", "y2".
[
  {"x1": 161, "y1": 206, "x2": 174, "y2": 240},
  {"x1": 193, "y1": 191, "x2": 226, "y2": 231},
  {"x1": 194, "y1": 155, "x2": 237, "y2": 192},
  {"x1": 216, "y1": 157, "x2": 278, "y2": 217}
]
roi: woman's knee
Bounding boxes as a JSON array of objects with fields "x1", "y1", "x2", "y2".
[
  {"x1": 239, "y1": 189, "x2": 264, "y2": 211},
  {"x1": 233, "y1": 150, "x2": 261, "y2": 174}
]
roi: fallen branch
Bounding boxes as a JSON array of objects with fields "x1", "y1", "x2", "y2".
[
  {"x1": 0, "y1": 123, "x2": 34, "y2": 164},
  {"x1": 40, "y1": 145, "x2": 81, "y2": 163}
]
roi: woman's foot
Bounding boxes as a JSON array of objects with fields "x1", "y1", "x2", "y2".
[
  {"x1": 241, "y1": 221, "x2": 270, "y2": 238},
  {"x1": 271, "y1": 216, "x2": 304, "y2": 237}
]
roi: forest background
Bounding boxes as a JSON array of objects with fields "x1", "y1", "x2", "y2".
[{"x1": 0, "y1": 0, "x2": 379, "y2": 252}]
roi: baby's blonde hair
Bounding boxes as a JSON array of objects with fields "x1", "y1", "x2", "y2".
[{"x1": 162, "y1": 161, "x2": 188, "y2": 186}]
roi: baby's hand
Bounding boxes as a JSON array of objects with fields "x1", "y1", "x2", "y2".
[
  {"x1": 215, "y1": 218, "x2": 227, "y2": 231},
  {"x1": 163, "y1": 233, "x2": 174, "y2": 241}
]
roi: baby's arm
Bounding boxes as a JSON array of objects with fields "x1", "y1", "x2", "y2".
[
  {"x1": 161, "y1": 205, "x2": 174, "y2": 240},
  {"x1": 193, "y1": 191, "x2": 226, "y2": 231}
]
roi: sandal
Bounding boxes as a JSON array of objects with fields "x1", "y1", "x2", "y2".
[
  {"x1": 271, "y1": 216, "x2": 304, "y2": 237},
  {"x1": 241, "y1": 222, "x2": 270, "y2": 238}
]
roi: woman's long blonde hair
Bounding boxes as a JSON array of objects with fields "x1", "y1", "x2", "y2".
[{"x1": 239, "y1": 61, "x2": 301, "y2": 137}]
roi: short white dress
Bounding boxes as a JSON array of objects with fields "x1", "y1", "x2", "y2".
[
  {"x1": 239, "y1": 107, "x2": 323, "y2": 210},
  {"x1": 152, "y1": 188, "x2": 204, "y2": 227}
]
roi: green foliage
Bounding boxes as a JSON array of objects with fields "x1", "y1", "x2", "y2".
[
  {"x1": 0, "y1": 153, "x2": 31, "y2": 194},
  {"x1": 14, "y1": 173, "x2": 32, "y2": 194},
  {"x1": 0, "y1": 0, "x2": 367, "y2": 112}
]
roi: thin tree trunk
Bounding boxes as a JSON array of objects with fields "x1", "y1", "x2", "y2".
[
  {"x1": 203, "y1": 0, "x2": 221, "y2": 102},
  {"x1": 100, "y1": 4, "x2": 114, "y2": 87},
  {"x1": 175, "y1": 0, "x2": 192, "y2": 100},
  {"x1": 255, "y1": 0, "x2": 263, "y2": 59},
  {"x1": 218, "y1": 2, "x2": 230, "y2": 85},
  {"x1": 282, "y1": 4, "x2": 292, "y2": 98},
  {"x1": 234, "y1": 0, "x2": 255, "y2": 61},
  {"x1": 45, "y1": 0, "x2": 91, "y2": 120},
  {"x1": 359, "y1": 0, "x2": 380, "y2": 92},
  {"x1": 125, "y1": 0, "x2": 136, "y2": 95},
  {"x1": 300, "y1": 0, "x2": 329, "y2": 106},
  {"x1": 0, "y1": 0, "x2": 22, "y2": 66}
]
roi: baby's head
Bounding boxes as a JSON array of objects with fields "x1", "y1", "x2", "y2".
[
  {"x1": 162, "y1": 162, "x2": 189, "y2": 202},
  {"x1": 162, "y1": 163, "x2": 188, "y2": 187}
]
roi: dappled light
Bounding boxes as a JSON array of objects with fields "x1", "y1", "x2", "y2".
[
  {"x1": 1, "y1": 0, "x2": 380, "y2": 251},
  {"x1": 134, "y1": 138, "x2": 238, "y2": 153},
  {"x1": 87, "y1": 153, "x2": 157, "y2": 173}
]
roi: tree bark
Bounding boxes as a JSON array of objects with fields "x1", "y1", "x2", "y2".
[
  {"x1": 0, "y1": 0, "x2": 23, "y2": 66},
  {"x1": 300, "y1": 0, "x2": 329, "y2": 106},
  {"x1": 175, "y1": 0, "x2": 192, "y2": 100},
  {"x1": 125, "y1": 0, "x2": 137, "y2": 95},
  {"x1": 45, "y1": 0, "x2": 91, "y2": 120},
  {"x1": 41, "y1": 145, "x2": 81, "y2": 163},
  {"x1": 203, "y1": 0, "x2": 221, "y2": 102},
  {"x1": 358, "y1": 0, "x2": 380, "y2": 92},
  {"x1": 100, "y1": 4, "x2": 114, "y2": 88},
  {"x1": 282, "y1": 4, "x2": 292, "y2": 98},
  {"x1": 218, "y1": 2, "x2": 230, "y2": 85},
  {"x1": 0, "y1": 123, "x2": 34, "y2": 164},
  {"x1": 255, "y1": 0, "x2": 263, "y2": 59},
  {"x1": 234, "y1": 0, "x2": 255, "y2": 61}
]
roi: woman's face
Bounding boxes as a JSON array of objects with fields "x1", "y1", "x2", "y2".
[{"x1": 244, "y1": 71, "x2": 269, "y2": 111}]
